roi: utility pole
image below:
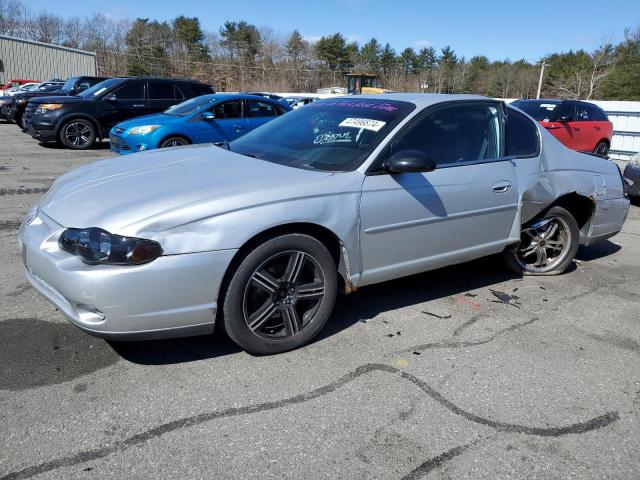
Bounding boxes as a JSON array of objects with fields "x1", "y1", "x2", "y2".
[{"x1": 536, "y1": 60, "x2": 548, "y2": 99}]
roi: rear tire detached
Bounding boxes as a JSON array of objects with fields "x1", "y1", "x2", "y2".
[
  {"x1": 223, "y1": 234, "x2": 337, "y2": 354},
  {"x1": 504, "y1": 206, "x2": 580, "y2": 276},
  {"x1": 59, "y1": 118, "x2": 96, "y2": 150}
]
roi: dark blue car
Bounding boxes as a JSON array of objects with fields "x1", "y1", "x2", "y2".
[{"x1": 110, "y1": 93, "x2": 290, "y2": 155}]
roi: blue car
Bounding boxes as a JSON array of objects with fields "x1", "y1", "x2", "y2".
[{"x1": 109, "y1": 94, "x2": 290, "y2": 155}]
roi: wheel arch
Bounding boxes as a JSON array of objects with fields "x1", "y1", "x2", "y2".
[
  {"x1": 159, "y1": 133, "x2": 192, "y2": 146},
  {"x1": 55, "y1": 113, "x2": 101, "y2": 140},
  {"x1": 217, "y1": 222, "x2": 353, "y2": 320},
  {"x1": 539, "y1": 192, "x2": 595, "y2": 242}
]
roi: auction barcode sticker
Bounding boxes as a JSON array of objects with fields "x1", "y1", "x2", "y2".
[{"x1": 339, "y1": 118, "x2": 387, "y2": 132}]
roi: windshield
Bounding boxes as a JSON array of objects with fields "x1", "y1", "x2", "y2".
[
  {"x1": 512, "y1": 101, "x2": 561, "y2": 122},
  {"x1": 165, "y1": 95, "x2": 216, "y2": 116},
  {"x1": 61, "y1": 77, "x2": 78, "y2": 92},
  {"x1": 229, "y1": 99, "x2": 415, "y2": 171},
  {"x1": 78, "y1": 78, "x2": 123, "y2": 98}
]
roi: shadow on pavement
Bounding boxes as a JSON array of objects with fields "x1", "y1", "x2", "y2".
[
  {"x1": 38, "y1": 140, "x2": 111, "y2": 150},
  {"x1": 109, "y1": 329, "x2": 241, "y2": 365},
  {"x1": 3, "y1": 241, "x2": 623, "y2": 376},
  {"x1": 576, "y1": 240, "x2": 622, "y2": 261}
]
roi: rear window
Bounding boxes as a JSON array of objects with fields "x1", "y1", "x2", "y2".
[
  {"x1": 180, "y1": 83, "x2": 214, "y2": 98},
  {"x1": 511, "y1": 101, "x2": 562, "y2": 121},
  {"x1": 247, "y1": 99, "x2": 277, "y2": 117},
  {"x1": 148, "y1": 82, "x2": 177, "y2": 100},
  {"x1": 591, "y1": 105, "x2": 609, "y2": 121},
  {"x1": 506, "y1": 108, "x2": 539, "y2": 157}
]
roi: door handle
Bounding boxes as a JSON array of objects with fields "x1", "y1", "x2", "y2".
[
  {"x1": 492, "y1": 182, "x2": 512, "y2": 193},
  {"x1": 544, "y1": 125, "x2": 561, "y2": 130},
  {"x1": 133, "y1": 104, "x2": 145, "y2": 108},
  {"x1": 233, "y1": 124, "x2": 244, "y2": 131}
]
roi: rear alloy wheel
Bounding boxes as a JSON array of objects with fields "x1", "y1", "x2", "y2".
[
  {"x1": 504, "y1": 206, "x2": 580, "y2": 275},
  {"x1": 593, "y1": 141, "x2": 609, "y2": 158},
  {"x1": 60, "y1": 119, "x2": 96, "y2": 149},
  {"x1": 223, "y1": 234, "x2": 337, "y2": 354},
  {"x1": 160, "y1": 136, "x2": 190, "y2": 148}
]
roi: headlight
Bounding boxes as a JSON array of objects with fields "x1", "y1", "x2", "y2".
[
  {"x1": 127, "y1": 125, "x2": 161, "y2": 135},
  {"x1": 39, "y1": 103, "x2": 63, "y2": 111},
  {"x1": 59, "y1": 228, "x2": 163, "y2": 265},
  {"x1": 629, "y1": 154, "x2": 639, "y2": 166}
]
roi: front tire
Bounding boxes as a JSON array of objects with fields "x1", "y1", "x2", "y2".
[
  {"x1": 504, "y1": 206, "x2": 580, "y2": 275},
  {"x1": 222, "y1": 234, "x2": 338, "y2": 354},
  {"x1": 160, "y1": 136, "x2": 190, "y2": 148},
  {"x1": 59, "y1": 118, "x2": 96, "y2": 150}
]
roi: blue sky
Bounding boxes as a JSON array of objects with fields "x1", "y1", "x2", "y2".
[{"x1": 26, "y1": 0, "x2": 639, "y2": 61}]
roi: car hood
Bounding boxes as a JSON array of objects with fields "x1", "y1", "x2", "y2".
[
  {"x1": 28, "y1": 95, "x2": 89, "y2": 104},
  {"x1": 39, "y1": 144, "x2": 340, "y2": 238},
  {"x1": 114, "y1": 113, "x2": 177, "y2": 130}
]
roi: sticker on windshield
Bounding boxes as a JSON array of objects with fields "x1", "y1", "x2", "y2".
[
  {"x1": 339, "y1": 118, "x2": 386, "y2": 132},
  {"x1": 314, "y1": 132, "x2": 353, "y2": 144},
  {"x1": 540, "y1": 103, "x2": 557, "y2": 109}
]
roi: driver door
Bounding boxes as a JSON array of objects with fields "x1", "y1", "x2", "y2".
[
  {"x1": 191, "y1": 99, "x2": 246, "y2": 143},
  {"x1": 359, "y1": 101, "x2": 519, "y2": 286},
  {"x1": 100, "y1": 80, "x2": 147, "y2": 131}
]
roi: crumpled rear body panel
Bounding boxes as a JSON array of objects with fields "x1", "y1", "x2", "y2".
[{"x1": 513, "y1": 126, "x2": 628, "y2": 245}]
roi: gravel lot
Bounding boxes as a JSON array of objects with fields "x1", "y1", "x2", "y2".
[{"x1": 1, "y1": 122, "x2": 639, "y2": 480}]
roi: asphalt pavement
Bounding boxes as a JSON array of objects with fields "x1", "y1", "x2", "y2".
[{"x1": 1, "y1": 122, "x2": 639, "y2": 479}]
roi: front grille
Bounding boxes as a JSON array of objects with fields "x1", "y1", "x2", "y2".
[{"x1": 110, "y1": 135, "x2": 130, "y2": 151}]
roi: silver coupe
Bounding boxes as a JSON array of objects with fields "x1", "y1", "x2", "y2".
[{"x1": 19, "y1": 94, "x2": 630, "y2": 354}]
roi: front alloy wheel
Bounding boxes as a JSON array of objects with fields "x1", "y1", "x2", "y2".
[
  {"x1": 223, "y1": 234, "x2": 337, "y2": 354},
  {"x1": 505, "y1": 206, "x2": 580, "y2": 275},
  {"x1": 244, "y1": 251, "x2": 325, "y2": 338},
  {"x1": 60, "y1": 119, "x2": 95, "y2": 149}
]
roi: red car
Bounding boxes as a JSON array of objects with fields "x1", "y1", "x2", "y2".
[
  {"x1": 511, "y1": 99, "x2": 613, "y2": 157},
  {"x1": 0, "y1": 79, "x2": 40, "y2": 94}
]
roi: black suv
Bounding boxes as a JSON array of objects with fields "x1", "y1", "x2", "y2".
[
  {"x1": 24, "y1": 77, "x2": 214, "y2": 149},
  {"x1": 9, "y1": 76, "x2": 107, "y2": 128}
]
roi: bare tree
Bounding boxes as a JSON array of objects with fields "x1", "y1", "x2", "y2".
[{"x1": 587, "y1": 43, "x2": 615, "y2": 99}]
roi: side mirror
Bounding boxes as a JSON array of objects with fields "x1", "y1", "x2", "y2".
[
  {"x1": 202, "y1": 111, "x2": 215, "y2": 121},
  {"x1": 103, "y1": 93, "x2": 117, "y2": 102},
  {"x1": 557, "y1": 115, "x2": 573, "y2": 122},
  {"x1": 386, "y1": 150, "x2": 436, "y2": 174}
]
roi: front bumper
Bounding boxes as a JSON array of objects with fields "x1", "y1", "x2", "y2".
[
  {"x1": 19, "y1": 211, "x2": 237, "y2": 340},
  {"x1": 26, "y1": 121, "x2": 57, "y2": 142},
  {"x1": 0, "y1": 104, "x2": 12, "y2": 120},
  {"x1": 623, "y1": 163, "x2": 640, "y2": 197},
  {"x1": 110, "y1": 132, "x2": 154, "y2": 155}
]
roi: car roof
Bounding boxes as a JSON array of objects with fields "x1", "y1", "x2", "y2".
[
  {"x1": 513, "y1": 99, "x2": 561, "y2": 104},
  {"x1": 111, "y1": 76, "x2": 210, "y2": 84},
  {"x1": 332, "y1": 93, "x2": 488, "y2": 108}
]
